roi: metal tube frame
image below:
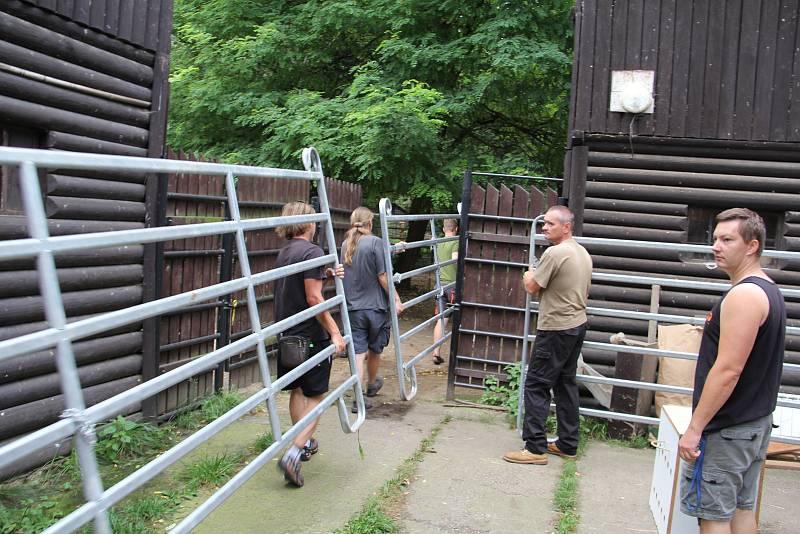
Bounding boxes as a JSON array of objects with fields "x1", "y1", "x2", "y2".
[
  {"x1": 515, "y1": 215, "x2": 545, "y2": 432},
  {"x1": 378, "y1": 197, "x2": 459, "y2": 400},
  {"x1": 0, "y1": 146, "x2": 365, "y2": 533},
  {"x1": 502, "y1": 215, "x2": 800, "y2": 443}
]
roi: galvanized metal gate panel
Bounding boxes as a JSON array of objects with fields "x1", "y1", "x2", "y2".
[
  {"x1": 377, "y1": 198, "x2": 459, "y2": 400},
  {"x1": 0, "y1": 147, "x2": 366, "y2": 533}
]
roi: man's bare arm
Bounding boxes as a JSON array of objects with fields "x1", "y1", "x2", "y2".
[
  {"x1": 378, "y1": 272, "x2": 404, "y2": 313},
  {"x1": 304, "y1": 278, "x2": 345, "y2": 353},
  {"x1": 678, "y1": 284, "x2": 768, "y2": 460},
  {"x1": 522, "y1": 269, "x2": 542, "y2": 296}
]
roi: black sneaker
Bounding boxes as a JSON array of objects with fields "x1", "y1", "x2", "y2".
[
  {"x1": 351, "y1": 398, "x2": 373, "y2": 413},
  {"x1": 300, "y1": 438, "x2": 318, "y2": 462},
  {"x1": 366, "y1": 376, "x2": 384, "y2": 397}
]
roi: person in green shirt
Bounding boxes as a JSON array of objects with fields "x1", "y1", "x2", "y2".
[{"x1": 432, "y1": 219, "x2": 459, "y2": 364}]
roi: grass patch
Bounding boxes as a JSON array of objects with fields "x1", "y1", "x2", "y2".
[
  {"x1": 200, "y1": 391, "x2": 245, "y2": 422},
  {"x1": 552, "y1": 460, "x2": 580, "y2": 534},
  {"x1": 0, "y1": 389, "x2": 250, "y2": 533},
  {"x1": 334, "y1": 414, "x2": 452, "y2": 534},
  {"x1": 180, "y1": 452, "x2": 244, "y2": 489},
  {"x1": 253, "y1": 432, "x2": 275, "y2": 452}
]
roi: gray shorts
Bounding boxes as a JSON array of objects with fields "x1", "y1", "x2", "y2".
[
  {"x1": 349, "y1": 309, "x2": 391, "y2": 355},
  {"x1": 680, "y1": 414, "x2": 772, "y2": 521}
]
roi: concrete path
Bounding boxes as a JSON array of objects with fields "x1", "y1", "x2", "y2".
[
  {"x1": 399, "y1": 410, "x2": 559, "y2": 534},
  {"x1": 576, "y1": 441, "x2": 800, "y2": 534},
  {"x1": 577, "y1": 442, "x2": 657, "y2": 534}
]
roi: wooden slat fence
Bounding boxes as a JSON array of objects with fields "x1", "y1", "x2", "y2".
[{"x1": 453, "y1": 182, "x2": 557, "y2": 389}]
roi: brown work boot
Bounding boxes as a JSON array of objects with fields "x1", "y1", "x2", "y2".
[
  {"x1": 546, "y1": 442, "x2": 577, "y2": 459},
  {"x1": 503, "y1": 448, "x2": 548, "y2": 465}
]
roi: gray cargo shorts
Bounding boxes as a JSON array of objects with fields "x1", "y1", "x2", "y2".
[{"x1": 680, "y1": 414, "x2": 772, "y2": 521}]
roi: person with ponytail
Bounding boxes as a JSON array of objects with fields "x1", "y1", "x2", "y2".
[{"x1": 342, "y1": 207, "x2": 404, "y2": 413}]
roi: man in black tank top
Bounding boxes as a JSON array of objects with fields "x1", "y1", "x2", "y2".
[{"x1": 678, "y1": 208, "x2": 785, "y2": 532}]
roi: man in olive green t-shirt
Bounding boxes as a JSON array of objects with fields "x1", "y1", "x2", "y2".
[
  {"x1": 504, "y1": 205, "x2": 592, "y2": 465},
  {"x1": 432, "y1": 219, "x2": 458, "y2": 364}
]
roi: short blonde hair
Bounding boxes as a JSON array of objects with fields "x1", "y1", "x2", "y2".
[{"x1": 275, "y1": 201, "x2": 315, "y2": 239}]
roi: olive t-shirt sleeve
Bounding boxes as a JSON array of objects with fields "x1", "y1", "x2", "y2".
[{"x1": 533, "y1": 248, "x2": 559, "y2": 289}]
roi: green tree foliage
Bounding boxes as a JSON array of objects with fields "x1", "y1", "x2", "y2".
[{"x1": 169, "y1": 0, "x2": 573, "y2": 209}]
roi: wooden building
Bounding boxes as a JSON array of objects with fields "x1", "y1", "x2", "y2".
[
  {"x1": 562, "y1": 1, "x2": 800, "y2": 404},
  {"x1": 0, "y1": 0, "x2": 173, "y2": 475}
]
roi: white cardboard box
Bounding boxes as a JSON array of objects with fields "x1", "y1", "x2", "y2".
[{"x1": 649, "y1": 405, "x2": 766, "y2": 534}]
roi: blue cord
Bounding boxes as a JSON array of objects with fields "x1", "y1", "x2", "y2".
[{"x1": 686, "y1": 436, "x2": 707, "y2": 512}]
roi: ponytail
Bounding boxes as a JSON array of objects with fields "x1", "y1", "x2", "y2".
[{"x1": 342, "y1": 207, "x2": 374, "y2": 265}]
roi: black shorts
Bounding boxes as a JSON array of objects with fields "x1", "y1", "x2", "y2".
[{"x1": 277, "y1": 339, "x2": 332, "y2": 397}]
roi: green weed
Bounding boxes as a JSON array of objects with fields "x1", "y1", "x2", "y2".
[
  {"x1": 553, "y1": 460, "x2": 580, "y2": 533},
  {"x1": 0, "y1": 497, "x2": 60, "y2": 534},
  {"x1": 335, "y1": 415, "x2": 451, "y2": 534},
  {"x1": 173, "y1": 409, "x2": 204, "y2": 431},
  {"x1": 95, "y1": 416, "x2": 168, "y2": 463},
  {"x1": 479, "y1": 362, "x2": 522, "y2": 420},
  {"x1": 180, "y1": 452, "x2": 243, "y2": 489}
]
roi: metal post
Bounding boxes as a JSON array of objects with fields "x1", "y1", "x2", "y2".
[
  {"x1": 18, "y1": 162, "x2": 111, "y2": 534},
  {"x1": 446, "y1": 171, "x2": 472, "y2": 400},
  {"x1": 224, "y1": 171, "x2": 282, "y2": 441},
  {"x1": 430, "y1": 218, "x2": 446, "y2": 363},
  {"x1": 215, "y1": 202, "x2": 235, "y2": 391},
  {"x1": 379, "y1": 198, "x2": 415, "y2": 399},
  {"x1": 302, "y1": 148, "x2": 365, "y2": 419},
  {"x1": 516, "y1": 214, "x2": 545, "y2": 433}
]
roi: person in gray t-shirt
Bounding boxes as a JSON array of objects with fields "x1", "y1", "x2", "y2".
[{"x1": 342, "y1": 207, "x2": 404, "y2": 412}]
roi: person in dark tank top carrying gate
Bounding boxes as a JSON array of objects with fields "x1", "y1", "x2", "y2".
[{"x1": 678, "y1": 208, "x2": 786, "y2": 534}]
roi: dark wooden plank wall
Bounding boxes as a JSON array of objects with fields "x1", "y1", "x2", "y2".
[
  {"x1": 571, "y1": 0, "x2": 800, "y2": 142},
  {"x1": 579, "y1": 141, "x2": 800, "y2": 394},
  {"x1": 23, "y1": 0, "x2": 168, "y2": 51},
  {"x1": 0, "y1": 1, "x2": 168, "y2": 471}
]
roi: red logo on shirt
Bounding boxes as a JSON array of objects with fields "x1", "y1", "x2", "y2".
[{"x1": 706, "y1": 311, "x2": 713, "y2": 323}]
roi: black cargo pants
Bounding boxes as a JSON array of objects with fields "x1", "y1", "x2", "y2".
[{"x1": 522, "y1": 323, "x2": 587, "y2": 456}]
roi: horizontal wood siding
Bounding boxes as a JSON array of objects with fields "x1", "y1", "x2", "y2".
[
  {"x1": 22, "y1": 0, "x2": 168, "y2": 51},
  {"x1": 0, "y1": 1, "x2": 168, "y2": 469},
  {"x1": 571, "y1": 0, "x2": 800, "y2": 142},
  {"x1": 576, "y1": 141, "x2": 800, "y2": 395}
]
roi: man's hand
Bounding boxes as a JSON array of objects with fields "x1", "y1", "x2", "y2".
[
  {"x1": 331, "y1": 332, "x2": 346, "y2": 354},
  {"x1": 678, "y1": 427, "x2": 703, "y2": 461},
  {"x1": 326, "y1": 264, "x2": 345, "y2": 279},
  {"x1": 395, "y1": 296, "x2": 405, "y2": 314},
  {"x1": 522, "y1": 269, "x2": 540, "y2": 295}
]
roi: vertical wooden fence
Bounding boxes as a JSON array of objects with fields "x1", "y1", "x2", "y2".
[{"x1": 450, "y1": 180, "x2": 558, "y2": 391}]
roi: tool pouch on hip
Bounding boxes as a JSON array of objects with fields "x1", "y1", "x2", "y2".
[{"x1": 278, "y1": 335, "x2": 310, "y2": 369}]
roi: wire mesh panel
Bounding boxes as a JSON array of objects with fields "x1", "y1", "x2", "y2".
[{"x1": 0, "y1": 147, "x2": 367, "y2": 533}]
